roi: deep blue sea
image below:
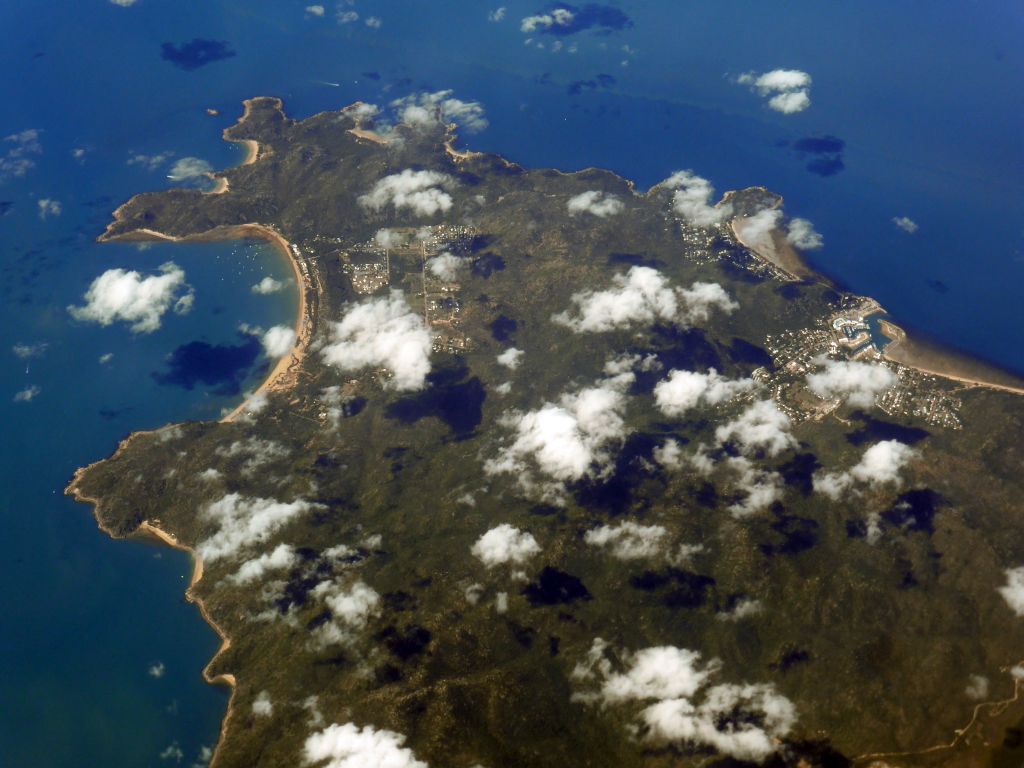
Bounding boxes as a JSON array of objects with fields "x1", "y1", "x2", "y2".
[{"x1": 1, "y1": 1, "x2": 1021, "y2": 765}]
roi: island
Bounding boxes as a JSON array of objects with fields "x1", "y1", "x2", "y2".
[{"x1": 69, "y1": 96, "x2": 1024, "y2": 768}]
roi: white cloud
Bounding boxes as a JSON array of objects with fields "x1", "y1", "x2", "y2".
[
  {"x1": 425, "y1": 251, "x2": 467, "y2": 282},
  {"x1": 715, "y1": 400, "x2": 795, "y2": 457},
  {"x1": 1000, "y1": 567, "x2": 1024, "y2": 617},
  {"x1": 471, "y1": 524, "x2": 541, "y2": 568},
  {"x1": 227, "y1": 544, "x2": 297, "y2": 585},
  {"x1": 738, "y1": 69, "x2": 813, "y2": 114},
  {"x1": 893, "y1": 216, "x2": 919, "y2": 234},
  {"x1": 109, "y1": 0, "x2": 137, "y2": 6},
  {"x1": 488, "y1": 7, "x2": 506, "y2": 22},
  {"x1": 160, "y1": 743, "x2": 184, "y2": 762},
  {"x1": 252, "y1": 276, "x2": 285, "y2": 294},
  {"x1": 574, "y1": 640, "x2": 795, "y2": 762},
  {"x1": 99, "y1": 352, "x2": 114, "y2": 364},
  {"x1": 358, "y1": 169, "x2": 457, "y2": 217},
  {"x1": 364, "y1": 16, "x2": 382, "y2": 28},
  {"x1": 148, "y1": 661, "x2": 165, "y2": 678},
  {"x1": 373, "y1": 228, "x2": 401, "y2": 249},
  {"x1": 127, "y1": 151, "x2": 173, "y2": 171},
  {"x1": 653, "y1": 438, "x2": 685, "y2": 470},
  {"x1": 252, "y1": 691, "x2": 273, "y2": 717},
  {"x1": 584, "y1": 521, "x2": 669, "y2": 560},
  {"x1": 567, "y1": 190, "x2": 625, "y2": 218},
  {"x1": 68, "y1": 262, "x2": 193, "y2": 333},
  {"x1": 337, "y1": 10, "x2": 358, "y2": 23},
  {"x1": 553, "y1": 266, "x2": 737, "y2": 333},
  {"x1": 168, "y1": 157, "x2": 212, "y2": 181},
  {"x1": 12, "y1": 342, "x2": 47, "y2": 359},
  {"x1": 485, "y1": 377, "x2": 631, "y2": 501},
  {"x1": 196, "y1": 494, "x2": 315, "y2": 562},
  {"x1": 786, "y1": 217, "x2": 823, "y2": 250},
  {"x1": 321, "y1": 290, "x2": 432, "y2": 391},
  {"x1": 305, "y1": 5, "x2": 325, "y2": 17},
  {"x1": 304, "y1": 722, "x2": 427, "y2": 768},
  {"x1": 496, "y1": 347, "x2": 523, "y2": 369},
  {"x1": 717, "y1": 596, "x2": 763, "y2": 621},
  {"x1": 390, "y1": 91, "x2": 488, "y2": 133},
  {"x1": 806, "y1": 357, "x2": 896, "y2": 407},
  {"x1": 965, "y1": 675, "x2": 989, "y2": 701},
  {"x1": 654, "y1": 368, "x2": 753, "y2": 418},
  {"x1": 724, "y1": 456, "x2": 783, "y2": 517},
  {"x1": 1, "y1": 129, "x2": 42, "y2": 181},
  {"x1": 662, "y1": 170, "x2": 733, "y2": 227},
  {"x1": 37, "y1": 199, "x2": 61, "y2": 219},
  {"x1": 262, "y1": 325, "x2": 296, "y2": 357},
  {"x1": 813, "y1": 440, "x2": 918, "y2": 499},
  {"x1": 734, "y1": 209, "x2": 781, "y2": 253},
  {"x1": 521, "y1": 8, "x2": 574, "y2": 32},
  {"x1": 309, "y1": 580, "x2": 382, "y2": 646}
]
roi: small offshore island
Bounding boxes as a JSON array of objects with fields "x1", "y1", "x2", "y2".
[{"x1": 69, "y1": 97, "x2": 1024, "y2": 768}]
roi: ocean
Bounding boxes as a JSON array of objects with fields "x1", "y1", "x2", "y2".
[{"x1": 1, "y1": 1, "x2": 1021, "y2": 764}]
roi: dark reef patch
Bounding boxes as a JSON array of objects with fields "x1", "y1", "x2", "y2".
[
  {"x1": 160, "y1": 39, "x2": 236, "y2": 71},
  {"x1": 522, "y1": 567, "x2": 591, "y2": 606},
  {"x1": 152, "y1": 334, "x2": 262, "y2": 395},
  {"x1": 385, "y1": 359, "x2": 486, "y2": 437}
]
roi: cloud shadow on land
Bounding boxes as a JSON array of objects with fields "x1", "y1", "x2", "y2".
[
  {"x1": 152, "y1": 333, "x2": 263, "y2": 395},
  {"x1": 384, "y1": 358, "x2": 486, "y2": 438}
]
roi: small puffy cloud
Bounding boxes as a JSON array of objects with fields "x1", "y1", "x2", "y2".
[
  {"x1": 567, "y1": 190, "x2": 625, "y2": 218},
  {"x1": 37, "y1": 199, "x2": 61, "y2": 219},
  {"x1": 68, "y1": 262, "x2": 194, "y2": 333},
  {"x1": 553, "y1": 266, "x2": 737, "y2": 333},
  {"x1": 321, "y1": 290, "x2": 432, "y2": 391},
  {"x1": 893, "y1": 216, "x2": 919, "y2": 234},
  {"x1": 99, "y1": 352, "x2": 114, "y2": 364},
  {"x1": 227, "y1": 544, "x2": 297, "y2": 585},
  {"x1": 358, "y1": 169, "x2": 457, "y2": 217},
  {"x1": 196, "y1": 494, "x2": 315, "y2": 562},
  {"x1": 390, "y1": 91, "x2": 488, "y2": 133},
  {"x1": 148, "y1": 661, "x2": 165, "y2": 678},
  {"x1": 738, "y1": 69, "x2": 813, "y2": 114},
  {"x1": 309, "y1": 580, "x2": 382, "y2": 646},
  {"x1": 304, "y1": 722, "x2": 427, "y2": 768},
  {"x1": 734, "y1": 209, "x2": 780, "y2": 253},
  {"x1": 584, "y1": 521, "x2": 668, "y2": 560},
  {"x1": 1, "y1": 129, "x2": 42, "y2": 181},
  {"x1": 252, "y1": 691, "x2": 273, "y2": 717},
  {"x1": 365, "y1": 16, "x2": 382, "y2": 28},
  {"x1": 168, "y1": 157, "x2": 212, "y2": 181},
  {"x1": 485, "y1": 377, "x2": 631, "y2": 500},
  {"x1": 496, "y1": 347, "x2": 523, "y2": 369},
  {"x1": 717, "y1": 596, "x2": 763, "y2": 621},
  {"x1": 262, "y1": 325, "x2": 296, "y2": 357},
  {"x1": 374, "y1": 228, "x2": 401, "y2": 249},
  {"x1": 305, "y1": 5, "x2": 325, "y2": 16},
  {"x1": 725, "y1": 456, "x2": 783, "y2": 517},
  {"x1": 109, "y1": 0, "x2": 137, "y2": 6},
  {"x1": 12, "y1": 342, "x2": 47, "y2": 359},
  {"x1": 216, "y1": 437, "x2": 288, "y2": 476},
  {"x1": 521, "y1": 8, "x2": 574, "y2": 33},
  {"x1": 786, "y1": 217, "x2": 823, "y2": 250},
  {"x1": 806, "y1": 357, "x2": 896, "y2": 407},
  {"x1": 488, "y1": 7, "x2": 506, "y2": 21},
  {"x1": 251, "y1": 276, "x2": 285, "y2": 294},
  {"x1": 127, "y1": 151, "x2": 173, "y2": 171},
  {"x1": 425, "y1": 251, "x2": 467, "y2": 282},
  {"x1": 965, "y1": 675, "x2": 989, "y2": 701},
  {"x1": 159, "y1": 743, "x2": 184, "y2": 762},
  {"x1": 337, "y1": 10, "x2": 358, "y2": 23},
  {"x1": 813, "y1": 440, "x2": 917, "y2": 499},
  {"x1": 999, "y1": 567, "x2": 1024, "y2": 617},
  {"x1": 662, "y1": 170, "x2": 732, "y2": 227},
  {"x1": 654, "y1": 368, "x2": 753, "y2": 418},
  {"x1": 653, "y1": 438, "x2": 685, "y2": 470},
  {"x1": 574, "y1": 639, "x2": 795, "y2": 762},
  {"x1": 471, "y1": 524, "x2": 541, "y2": 568},
  {"x1": 715, "y1": 400, "x2": 796, "y2": 457}
]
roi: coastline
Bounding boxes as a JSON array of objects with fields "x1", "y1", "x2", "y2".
[{"x1": 64, "y1": 430, "x2": 238, "y2": 768}]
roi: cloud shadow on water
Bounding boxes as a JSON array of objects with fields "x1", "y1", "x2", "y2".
[
  {"x1": 160, "y1": 39, "x2": 237, "y2": 71},
  {"x1": 152, "y1": 334, "x2": 263, "y2": 395}
]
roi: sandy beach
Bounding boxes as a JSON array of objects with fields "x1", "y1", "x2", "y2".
[{"x1": 729, "y1": 217, "x2": 817, "y2": 281}]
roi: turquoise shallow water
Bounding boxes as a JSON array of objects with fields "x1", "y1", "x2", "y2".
[{"x1": 1, "y1": 1, "x2": 1021, "y2": 764}]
